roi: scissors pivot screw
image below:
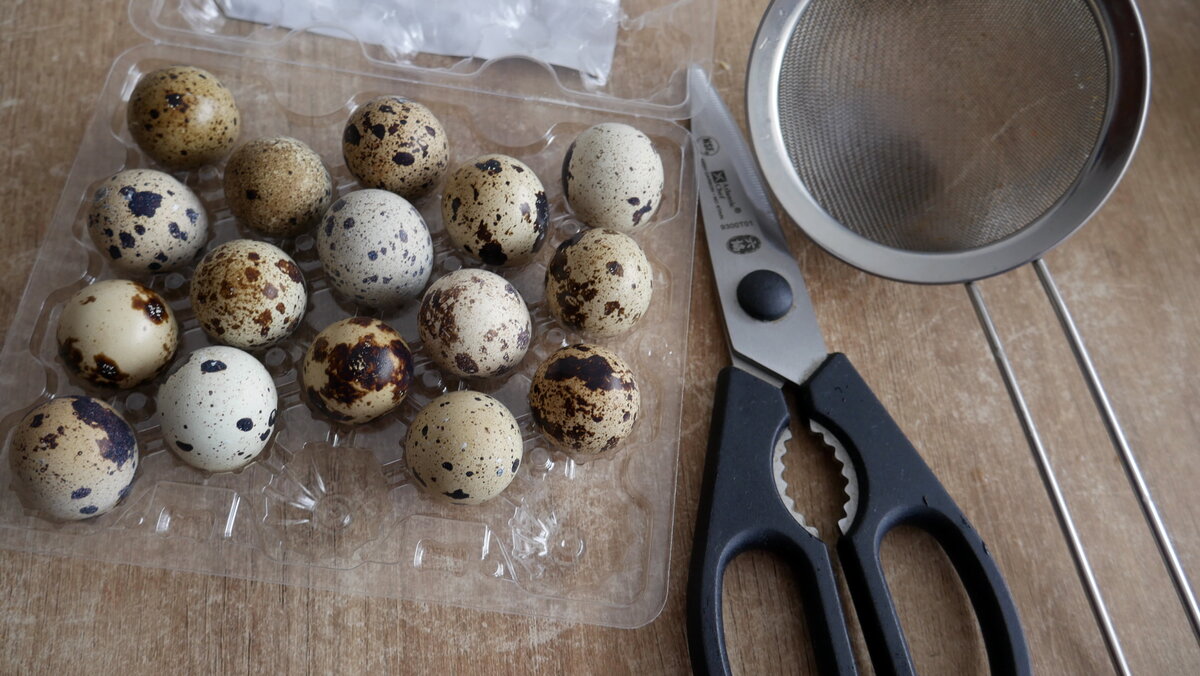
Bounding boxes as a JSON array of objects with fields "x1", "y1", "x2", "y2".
[{"x1": 736, "y1": 269, "x2": 793, "y2": 321}]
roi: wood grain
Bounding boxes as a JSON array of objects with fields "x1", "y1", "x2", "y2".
[{"x1": 1, "y1": 0, "x2": 1198, "y2": 673}]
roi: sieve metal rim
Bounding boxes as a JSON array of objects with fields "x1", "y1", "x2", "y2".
[{"x1": 746, "y1": 0, "x2": 1152, "y2": 285}]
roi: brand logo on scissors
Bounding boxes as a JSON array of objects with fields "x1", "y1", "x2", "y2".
[
  {"x1": 708, "y1": 169, "x2": 742, "y2": 216},
  {"x1": 699, "y1": 136, "x2": 720, "y2": 156},
  {"x1": 727, "y1": 234, "x2": 760, "y2": 254}
]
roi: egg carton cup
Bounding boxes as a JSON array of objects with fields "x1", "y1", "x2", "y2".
[{"x1": 0, "y1": 32, "x2": 697, "y2": 628}]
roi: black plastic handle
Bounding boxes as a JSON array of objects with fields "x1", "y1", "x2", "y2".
[
  {"x1": 688, "y1": 366, "x2": 857, "y2": 676},
  {"x1": 799, "y1": 353, "x2": 1032, "y2": 676}
]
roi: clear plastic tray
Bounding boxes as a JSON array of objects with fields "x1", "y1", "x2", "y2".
[{"x1": 0, "y1": 0, "x2": 708, "y2": 628}]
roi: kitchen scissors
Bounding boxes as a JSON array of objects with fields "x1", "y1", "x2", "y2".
[{"x1": 685, "y1": 66, "x2": 1031, "y2": 676}]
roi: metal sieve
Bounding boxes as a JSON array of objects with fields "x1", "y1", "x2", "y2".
[{"x1": 747, "y1": 0, "x2": 1191, "y2": 673}]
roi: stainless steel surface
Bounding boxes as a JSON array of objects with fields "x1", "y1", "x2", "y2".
[
  {"x1": 1036, "y1": 259, "x2": 1200, "y2": 641},
  {"x1": 968, "y1": 282, "x2": 1131, "y2": 676},
  {"x1": 747, "y1": 0, "x2": 1150, "y2": 285},
  {"x1": 688, "y1": 66, "x2": 827, "y2": 389}
]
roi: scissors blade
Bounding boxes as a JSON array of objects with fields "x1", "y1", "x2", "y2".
[{"x1": 688, "y1": 66, "x2": 827, "y2": 389}]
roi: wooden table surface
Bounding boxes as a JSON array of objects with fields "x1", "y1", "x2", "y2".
[{"x1": 2, "y1": 0, "x2": 1198, "y2": 673}]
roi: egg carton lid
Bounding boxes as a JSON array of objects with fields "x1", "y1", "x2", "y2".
[{"x1": 128, "y1": 0, "x2": 717, "y2": 120}]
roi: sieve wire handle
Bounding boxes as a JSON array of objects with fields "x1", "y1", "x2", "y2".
[
  {"x1": 968, "y1": 280, "x2": 1131, "y2": 675},
  {"x1": 1034, "y1": 259, "x2": 1200, "y2": 642},
  {"x1": 800, "y1": 353, "x2": 1033, "y2": 676}
]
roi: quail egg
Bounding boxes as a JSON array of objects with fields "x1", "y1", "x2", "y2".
[
  {"x1": 417, "y1": 268, "x2": 531, "y2": 378},
  {"x1": 86, "y1": 168, "x2": 208, "y2": 273},
  {"x1": 57, "y1": 279, "x2": 178, "y2": 388},
  {"x1": 342, "y1": 96, "x2": 448, "y2": 200},
  {"x1": 529, "y1": 344, "x2": 640, "y2": 459},
  {"x1": 9, "y1": 396, "x2": 138, "y2": 520},
  {"x1": 158, "y1": 346, "x2": 277, "y2": 472},
  {"x1": 223, "y1": 136, "x2": 333, "y2": 237},
  {"x1": 302, "y1": 317, "x2": 414, "y2": 424},
  {"x1": 441, "y1": 154, "x2": 549, "y2": 266},
  {"x1": 405, "y1": 391, "x2": 523, "y2": 505},
  {"x1": 316, "y1": 189, "x2": 434, "y2": 308},
  {"x1": 563, "y1": 122, "x2": 664, "y2": 232},
  {"x1": 190, "y1": 239, "x2": 307, "y2": 350},
  {"x1": 127, "y1": 65, "x2": 240, "y2": 170},
  {"x1": 545, "y1": 228, "x2": 653, "y2": 337}
]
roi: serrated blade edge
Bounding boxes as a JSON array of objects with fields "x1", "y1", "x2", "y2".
[
  {"x1": 810, "y1": 420, "x2": 860, "y2": 534},
  {"x1": 773, "y1": 428, "x2": 819, "y2": 537}
]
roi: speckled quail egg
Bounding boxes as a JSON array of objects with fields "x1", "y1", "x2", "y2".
[
  {"x1": 317, "y1": 189, "x2": 434, "y2": 308},
  {"x1": 9, "y1": 396, "x2": 138, "y2": 520},
  {"x1": 529, "y1": 344, "x2": 640, "y2": 459},
  {"x1": 87, "y1": 168, "x2": 208, "y2": 273},
  {"x1": 441, "y1": 154, "x2": 549, "y2": 266},
  {"x1": 302, "y1": 317, "x2": 414, "y2": 424},
  {"x1": 190, "y1": 239, "x2": 307, "y2": 350},
  {"x1": 563, "y1": 123, "x2": 664, "y2": 232},
  {"x1": 545, "y1": 228, "x2": 653, "y2": 337},
  {"x1": 405, "y1": 391, "x2": 523, "y2": 505},
  {"x1": 56, "y1": 279, "x2": 178, "y2": 389},
  {"x1": 342, "y1": 96, "x2": 448, "y2": 200},
  {"x1": 127, "y1": 65, "x2": 240, "y2": 170},
  {"x1": 418, "y1": 268, "x2": 531, "y2": 378},
  {"x1": 223, "y1": 136, "x2": 333, "y2": 237},
  {"x1": 158, "y1": 346, "x2": 277, "y2": 472}
]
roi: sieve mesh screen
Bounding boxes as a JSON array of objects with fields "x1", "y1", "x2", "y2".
[{"x1": 776, "y1": 0, "x2": 1109, "y2": 252}]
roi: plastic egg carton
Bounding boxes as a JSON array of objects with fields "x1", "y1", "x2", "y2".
[{"x1": 0, "y1": 0, "x2": 705, "y2": 628}]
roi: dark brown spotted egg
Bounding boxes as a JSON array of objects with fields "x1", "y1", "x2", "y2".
[
  {"x1": 223, "y1": 136, "x2": 333, "y2": 237},
  {"x1": 190, "y1": 239, "x2": 307, "y2": 350},
  {"x1": 56, "y1": 279, "x2": 178, "y2": 389},
  {"x1": 562, "y1": 122, "x2": 664, "y2": 233},
  {"x1": 529, "y1": 344, "x2": 640, "y2": 459},
  {"x1": 441, "y1": 154, "x2": 549, "y2": 266},
  {"x1": 87, "y1": 168, "x2": 208, "y2": 274},
  {"x1": 158, "y1": 346, "x2": 277, "y2": 472},
  {"x1": 10, "y1": 396, "x2": 138, "y2": 520},
  {"x1": 302, "y1": 317, "x2": 414, "y2": 424},
  {"x1": 127, "y1": 65, "x2": 240, "y2": 170},
  {"x1": 405, "y1": 391, "x2": 523, "y2": 505},
  {"x1": 418, "y1": 269, "x2": 532, "y2": 378},
  {"x1": 545, "y1": 228, "x2": 653, "y2": 337},
  {"x1": 342, "y1": 96, "x2": 448, "y2": 200}
]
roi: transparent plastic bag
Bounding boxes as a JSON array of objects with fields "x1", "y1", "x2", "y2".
[{"x1": 219, "y1": 0, "x2": 622, "y2": 87}]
